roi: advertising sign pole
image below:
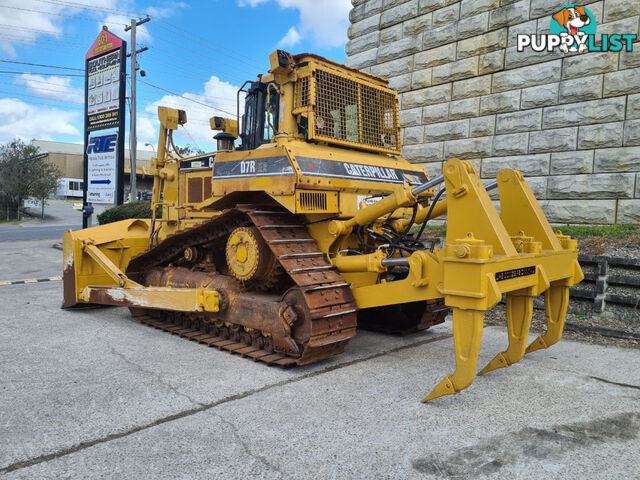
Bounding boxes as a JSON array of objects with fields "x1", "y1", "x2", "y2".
[{"x1": 83, "y1": 26, "x2": 127, "y2": 228}]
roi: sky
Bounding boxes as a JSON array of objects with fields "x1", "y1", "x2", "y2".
[{"x1": 0, "y1": 0, "x2": 352, "y2": 152}]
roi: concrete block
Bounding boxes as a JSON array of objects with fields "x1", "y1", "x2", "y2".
[
  {"x1": 594, "y1": 146, "x2": 640, "y2": 172},
  {"x1": 624, "y1": 119, "x2": 640, "y2": 146},
  {"x1": 479, "y1": 49, "x2": 505, "y2": 74},
  {"x1": 411, "y1": 68, "x2": 432, "y2": 89},
  {"x1": 521, "y1": 83, "x2": 558, "y2": 109},
  {"x1": 524, "y1": 175, "x2": 548, "y2": 198},
  {"x1": 449, "y1": 97, "x2": 480, "y2": 119},
  {"x1": 348, "y1": 14, "x2": 381, "y2": 39},
  {"x1": 444, "y1": 136, "x2": 493, "y2": 158},
  {"x1": 577, "y1": 122, "x2": 624, "y2": 149},
  {"x1": 403, "y1": 141, "x2": 444, "y2": 161},
  {"x1": 488, "y1": 0, "x2": 530, "y2": 29},
  {"x1": 481, "y1": 153, "x2": 550, "y2": 177},
  {"x1": 402, "y1": 83, "x2": 451, "y2": 108},
  {"x1": 629, "y1": 94, "x2": 640, "y2": 119},
  {"x1": 604, "y1": 0, "x2": 640, "y2": 22},
  {"x1": 417, "y1": 160, "x2": 444, "y2": 176},
  {"x1": 492, "y1": 60, "x2": 561, "y2": 93},
  {"x1": 603, "y1": 67, "x2": 640, "y2": 97},
  {"x1": 542, "y1": 97, "x2": 626, "y2": 129},
  {"x1": 562, "y1": 52, "x2": 619, "y2": 80},
  {"x1": 452, "y1": 74, "x2": 492, "y2": 99},
  {"x1": 460, "y1": 0, "x2": 500, "y2": 18},
  {"x1": 616, "y1": 200, "x2": 640, "y2": 223},
  {"x1": 470, "y1": 115, "x2": 496, "y2": 137},
  {"x1": 422, "y1": 102, "x2": 449, "y2": 123},
  {"x1": 424, "y1": 119, "x2": 469, "y2": 141},
  {"x1": 432, "y1": 56, "x2": 479, "y2": 85},
  {"x1": 558, "y1": 75, "x2": 603, "y2": 103},
  {"x1": 479, "y1": 90, "x2": 521, "y2": 115},
  {"x1": 496, "y1": 109, "x2": 542, "y2": 134},
  {"x1": 504, "y1": 45, "x2": 563, "y2": 69},
  {"x1": 403, "y1": 12, "x2": 433, "y2": 36},
  {"x1": 377, "y1": 36, "x2": 420, "y2": 63},
  {"x1": 507, "y1": 19, "x2": 536, "y2": 46},
  {"x1": 346, "y1": 32, "x2": 380, "y2": 56},
  {"x1": 404, "y1": 125, "x2": 425, "y2": 144},
  {"x1": 349, "y1": 0, "x2": 383, "y2": 23},
  {"x1": 529, "y1": 127, "x2": 577, "y2": 152},
  {"x1": 380, "y1": 0, "x2": 418, "y2": 28},
  {"x1": 597, "y1": 16, "x2": 640, "y2": 39},
  {"x1": 388, "y1": 73, "x2": 412, "y2": 92},
  {"x1": 370, "y1": 56, "x2": 413, "y2": 78},
  {"x1": 345, "y1": 48, "x2": 379, "y2": 69},
  {"x1": 457, "y1": 11, "x2": 489, "y2": 38},
  {"x1": 418, "y1": 0, "x2": 457, "y2": 15},
  {"x1": 493, "y1": 132, "x2": 529, "y2": 155},
  {"x1": 400, "y1": 107, "x2": 423, "y2": 127},
  {"x1": 619, "y1": 47, "x2": 640, "y2": 70},
  {"x1": 414, "y1": 43, "x2": 456, "y2": 69},
  {"x1": 422, "y1": 23, "x2": 458, "y2": 49},
  {"x1": 539, "y1": 199, "x2": 616, "y2": 223},
  {"x1": 380, "y1": 24, "x2": 403, "y2": 44},
  {"x1": 547, "y1": 173, "x2": 635, "y2": 199},
  {"x1": 530, "y1": 0, "x2": 567, "y2": 18},
  {"x1": 550, "y1": 150, "x2": 594, "y2": 175},
  {"x1": 457, "y1": 28, "x2": 508, "y2": 59},
  {"x1": 432, "y1": 3, "x2": 460, "y2": 26}
]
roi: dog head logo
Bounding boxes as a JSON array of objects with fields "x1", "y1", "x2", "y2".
[{"x1": 550, "y1": 4, "x2": 597, "y2": 53}]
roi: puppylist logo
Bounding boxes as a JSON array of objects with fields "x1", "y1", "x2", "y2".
[{"x1": 517, "y1": 4, "x2": 636, "y2": 54}]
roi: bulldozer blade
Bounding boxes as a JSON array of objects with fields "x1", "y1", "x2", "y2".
[
  {"x1": 422, "y1": 308, "x2": 484, "y2": 402},
  {"x1": 478, "y1": 292, "x2": 534, "y2": 375},
  {"x1": 525, "y1": 284, "x2": 570, "y2": 354}
]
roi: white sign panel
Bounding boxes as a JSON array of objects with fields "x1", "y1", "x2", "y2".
[
  {"x1": 87, "y1": 131, "x2": 118, "y2": 204},
  {"x1": 86, "y1": 50, "x2": 121, "y2": 131}
]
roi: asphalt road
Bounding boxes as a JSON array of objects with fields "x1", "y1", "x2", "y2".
[
  {"x1": 0, "y1": 239, "x2": 639, "y2": 479},
  {"x1": 0, "y1": 224, "x2": 78, "y2": 242}
]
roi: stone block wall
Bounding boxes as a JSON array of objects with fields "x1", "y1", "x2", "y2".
[{"x1": 346, "y1": 0, "x2": 640, "y2": 224}]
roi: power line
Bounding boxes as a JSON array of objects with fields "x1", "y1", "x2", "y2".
[
  {"x1": 138, "y1": 79, "x2": 235, "y2": 116},
  {"x1": 0, "y1": 59, "x2": 83, "y2": 71},
  {"x1": 0, "y1": 70, "x2": 83, "y2": 77},
  {"x1": 0, "y1": 4, "x2": 124, "y2": 23},
  {"x1": 31, "y1": 0, "x2": 144, "y2": 18}
]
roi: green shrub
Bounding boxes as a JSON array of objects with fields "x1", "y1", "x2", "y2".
[{"x1": 97, "y1": 200, "x2": 153, "y2": 225}]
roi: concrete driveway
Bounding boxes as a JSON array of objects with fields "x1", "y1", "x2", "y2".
[{"x1": 0, "y1": 240, "x2": 638, "y2": 479}]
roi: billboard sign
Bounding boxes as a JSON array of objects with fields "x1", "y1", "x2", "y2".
[
  {"x1": 87, "y1": 131, "x2": 118, "y2": 204},
  {"x1": 83, "y1": 28, "x2": 126, "y2": 220}
]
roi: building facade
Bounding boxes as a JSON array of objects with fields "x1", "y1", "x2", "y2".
[
  {"x1": 346, "y1": 0, "x2": 640, "y2": 224},
  {"x1": 33, "y1": 140, "x2": 154, "y2": 199}
]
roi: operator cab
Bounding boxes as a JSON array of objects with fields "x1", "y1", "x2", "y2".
[{"x1": 238, "y1": 80, "x2": 279, "y2": 150}]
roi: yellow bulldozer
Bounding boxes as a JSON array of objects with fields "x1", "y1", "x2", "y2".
[{"x1": 63, "y1": 50, "x2": 583, "y2": 402}]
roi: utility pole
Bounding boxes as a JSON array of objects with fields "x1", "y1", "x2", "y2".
[{"x1": 125, "y1": 15, "x2": 150, "y2": 202}]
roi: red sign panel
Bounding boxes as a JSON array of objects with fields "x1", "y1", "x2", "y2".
[{"x1": 86, "y1": 29, "x2": 123, "y2": 59}]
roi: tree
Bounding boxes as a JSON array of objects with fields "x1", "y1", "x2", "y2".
[
  {"x1": 0, "y1": 139, "x2": 62, "y2": 221},
  {"x1": 174, "y1": 144, "x2": 205, "y2": 156}
]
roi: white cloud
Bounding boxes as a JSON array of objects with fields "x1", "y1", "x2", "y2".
[
  {"x1": 0, "y1": 0, "x2": 65, "y2": 56},
  {"x1": 236, "y1": 0, "x2": 269, "y2": 6},
  {"x1": 278, "y1": 27, "x2": 302, "y2": 48},
  {"x1": 238, "y1": 0, "x2": 351, "y2": 49},
  {"x1": 0, "y1": 98, "x2": 80, "y2": 143},
  {"x1": 144, "y1": 75, "x2": 242, "y2": 152},
  {"x1": 15, "y1": 74, "x2": 84, "y2": 104}
]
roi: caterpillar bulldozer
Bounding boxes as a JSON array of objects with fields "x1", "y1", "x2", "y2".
[{"x1": 63, "y1": 50, "x2": 583, "y2": 402}]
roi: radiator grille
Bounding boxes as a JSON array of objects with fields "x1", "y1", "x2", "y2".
[
  {"x1": 313, "y1": 69, "x2": 400, "y2": 154},
  {"x1": 187, "y1": 177, "x2": 203, "y2": 203},
  {"x1": 299, "y1": 191, "x2": 327, "y2": 211}
]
